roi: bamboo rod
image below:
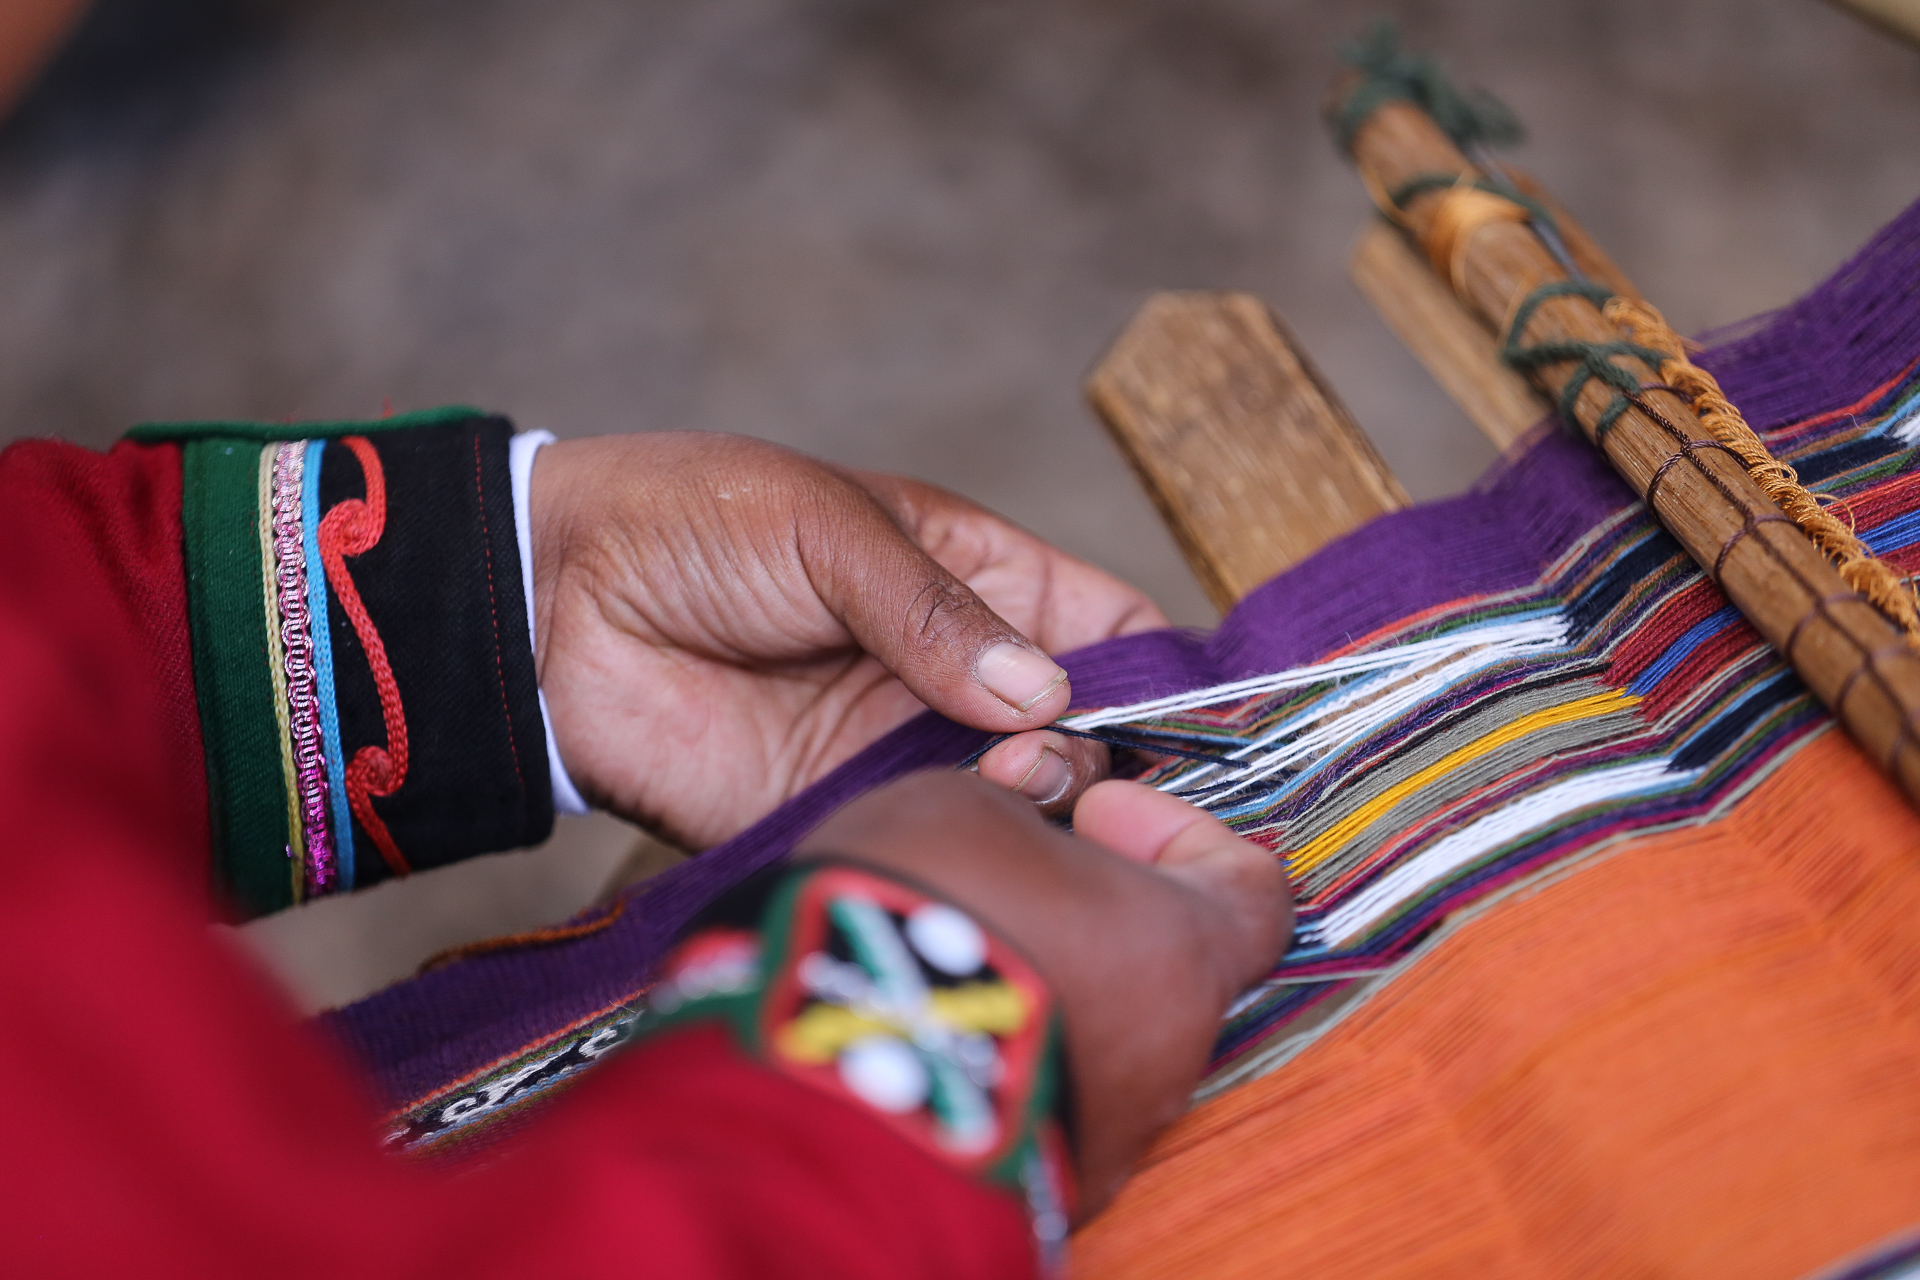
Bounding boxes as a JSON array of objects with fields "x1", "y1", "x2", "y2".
[{"x1": 1342, "y1": 95, "x2": 1920, "y2": 808}]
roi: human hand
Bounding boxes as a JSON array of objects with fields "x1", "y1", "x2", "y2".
[
  {"x1": 796, "y1": 770, "x2": 1293, "y2": 1222},
  {"x1": 528, "y1": 433, "x2": 1167, "y2": 848}
]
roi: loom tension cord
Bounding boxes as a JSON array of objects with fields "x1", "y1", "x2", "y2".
[{"x1": 1334, "y1": 22, "x2": 1920, "y2": 781}]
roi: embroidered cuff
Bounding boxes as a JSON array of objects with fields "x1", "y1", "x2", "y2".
[
  {"x1": 649, "y1": 861, "x2": 1076, "y2": 1270},
  {"x1": 131, "y1": 407, "x2": 555, "y2": 916}
]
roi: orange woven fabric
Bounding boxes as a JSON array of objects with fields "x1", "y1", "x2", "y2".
[{"x1": 1076, "y1": 729, "x2": 1920, "y2": 1279}]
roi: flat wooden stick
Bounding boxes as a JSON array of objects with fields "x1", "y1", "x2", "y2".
[
  {"x1": 1087, "y1": 291, "x2": 1408, "y2": 610},
  {"x1": 1349, "y1": 220, "x2": 1547, "y2": 449},
  {"x1": 1343, "y1": 94, "x2": 1920, "y2": 807},
  {"x1": 1826, "y1": 0, "x2": 1920, "y2": 50}
]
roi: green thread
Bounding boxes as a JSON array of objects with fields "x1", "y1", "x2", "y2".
[
  {"x1": 181, "y1": 439, "x2": 295, "y2": 916},
  {"x1": 127, "y1": 404, "x2": 485, "y2": 444},
  {"x1": 1499, "y1": 280, "x2": 1668, "y2": 439},
  {"x1": 1330, "y1": 21, "x2": 1523, "y2": 155}
]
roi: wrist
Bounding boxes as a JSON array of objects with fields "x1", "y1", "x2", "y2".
[
  {"x1": 651, "y1": 859, "x2": 1075, "y2": 1270},
  {"x1": 521, "y1": 432, "x2": 575, "y2": 674},
  {"x1": 511, "y1": 429, "x2": 590, "y2": 817}
]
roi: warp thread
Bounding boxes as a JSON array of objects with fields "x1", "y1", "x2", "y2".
[{"x1": 1605, "y1": 296, "x2": 1920, "y2": 638}]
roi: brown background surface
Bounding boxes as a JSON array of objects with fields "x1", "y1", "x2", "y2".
[{"x1": 5, "y1": 0, "x2": 1915, "y2": 1007}]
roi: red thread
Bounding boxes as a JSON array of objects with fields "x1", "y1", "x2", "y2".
[
  {"x1": 415, "y1": 898, "x2": 626, "y2": 974},
  {"x1": 319, "y1": 436, "x2": 412, "y2": 876},
  {"x1": 472, "y1": 434, "x2": 526, "y2": 796}
]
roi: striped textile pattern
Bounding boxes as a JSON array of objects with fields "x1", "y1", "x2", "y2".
[
  {"x1": 336, "y1": 196, "x2": 1920, "y2": 1279},
  {"x1": 1061, "y1": 353, "x2": 1920, "y2": 1092}
]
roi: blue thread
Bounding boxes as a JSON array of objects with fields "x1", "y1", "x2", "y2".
[
  {"x1": 1864, "y1": 507, "x2": 1920, "y2": 556},
  {"x1": 1629, "y1": 606, "x2": 1742, "y2": 697},
  {"x1": 1868, "y1": 381, "x2": 1920, "y2": 439},
  {"x1": 304, "y1": 439, "x2": 356, "y2": 891}
]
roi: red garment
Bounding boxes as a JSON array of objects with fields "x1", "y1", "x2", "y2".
[{"x1": 0, "y1": 439, "x2": 1034, "y2": 1278}]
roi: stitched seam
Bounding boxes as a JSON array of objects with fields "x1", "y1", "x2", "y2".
[{"x1": 472, "y1": 432, "x2": 528, "y2": 801}]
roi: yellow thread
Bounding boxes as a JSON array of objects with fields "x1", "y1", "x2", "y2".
[
  {"x1": 931, "y1": 980, "x2": 1029, "y2": 1034},
  {"x1": 258, "y1": 444, "x2": 305, "y2": 903},
  {"x1": 1604, "y1": 297, "x2": 1920, "y2": 640},
  {"x1": 776, "y1": 981, "x2": 1030, "y2": 1064},
  {"x1": 1357, "y1": 161, "x2": 1413, "y2": 229},
  {"x1": 777, "y1": 1006, "x2": 888, "y2": 1063},
  {"x1": 1424, "y1": 185, "x2": 1532, "y2": 296},
  {"x1": 1290, "y1": 690, "x2": 1640, "y2": 876}
]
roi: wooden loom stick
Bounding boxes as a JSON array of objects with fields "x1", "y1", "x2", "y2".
[
  {"x1": 1349, "y1": 220, "x2": 1547, "y2": 450},
  {"x1": 1343, "y1": 96, "x2": 1920, "y2": 808},
  {"x1": 1348, "y1": 165, "x2": 1636, "y2": 450},
  {"x1": 1087, "y1": 291, "x2": 1409, "y2": 610},
  {"x1": 1498, "y1": 166, "x2": 1640, "y2": 300}
]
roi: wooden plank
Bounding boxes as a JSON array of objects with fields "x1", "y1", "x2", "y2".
[
  {"x1": 1825, "y1": 0, "x2": 1920, "y2": 50},
  {"x1": 1349, "y1": 220, "x2": 1548, "y2": 450},
  {"x1": 1087, "y1": 291, "x2": 1409, "y2": 610}
]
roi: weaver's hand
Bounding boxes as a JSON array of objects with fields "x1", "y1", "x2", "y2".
[
  {"x1": 529, "y1": 433, "x2": 1166, "y2": 848},
  {"x1": 798, "y1": 770, "x2": 1293, "y2": 1223}
]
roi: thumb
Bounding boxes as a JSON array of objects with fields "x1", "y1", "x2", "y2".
[
  {"x1": 1072, "y1": 780, "x2": 1294, "y2": 992},
  {"x1": 803, "y1": 487, "x2": 1074, "y2": 731}
]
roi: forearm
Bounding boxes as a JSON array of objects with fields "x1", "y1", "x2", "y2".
[{"x1": 0, "y1": 418, "x2": 1050, "y2": 1276}]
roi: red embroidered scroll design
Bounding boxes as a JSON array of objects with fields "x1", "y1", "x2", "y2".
[{"x1": 319, "y1": 435, "x2": 412, "y2": 876}]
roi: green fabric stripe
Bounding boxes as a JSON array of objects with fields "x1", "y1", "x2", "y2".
[
  {"x1": 182, "y1": 438, "x2": 294, "y2": 916},
  {"x1": 126, "y1": 404, "x2": 484, "y2": 444}
]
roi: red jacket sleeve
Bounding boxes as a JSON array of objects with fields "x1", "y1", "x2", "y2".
[{"x1": 0, "y1": 438, "x2": 1037, "y2": 1279}]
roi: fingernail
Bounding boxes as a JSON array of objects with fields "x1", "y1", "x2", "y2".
[
  {"x1": 1015, "y1": 746, "x2": 1074, "y2": 805},
  {"x1": 978, "y1": 642, "x2": 1069, "y2": 713}
]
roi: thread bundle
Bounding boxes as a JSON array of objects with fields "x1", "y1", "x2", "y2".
[
  {"x1": 334, "y1": 189, "x2": 1920, "y2": 1280},
  {"x1": 1076, "y1": 730, "x2": 1920, "y2": 1279},
  {"x1": 1070, "y1": 345, "x2": 1920, "y2": 1088}
]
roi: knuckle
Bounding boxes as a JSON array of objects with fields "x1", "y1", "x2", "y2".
[{"x1": 904, "y1": 576, "x2": 986, "y2": 649}]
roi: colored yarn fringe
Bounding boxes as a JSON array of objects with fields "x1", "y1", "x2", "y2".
[{"x1": 1606, "y1": 295, "x2": 1920, "y2": 638}]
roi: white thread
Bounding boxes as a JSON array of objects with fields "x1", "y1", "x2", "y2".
[
  {"x1": 1308, "y1": 759, "x2": 1692, "y2": 947},
  {"x1": 1176, "y1": 640, "x2": 1567, "y2": 804},
  {"x1": 1889, "y1": 397, "x2": 1920, "y2": 445},
  {"x1": 1065, "y1": 615, "x2": 1568, "y2": 803},
  {"x1": 1062, "y1": 615, "x2": 1565, "y2": 732}
]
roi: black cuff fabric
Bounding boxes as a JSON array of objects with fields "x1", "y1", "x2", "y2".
[
  {"x1": 143, "y1": 406, "x2": 554, "y2": 915},
  {"x1": 317, "y1": 416, "x2": 554, "y2": 882}
]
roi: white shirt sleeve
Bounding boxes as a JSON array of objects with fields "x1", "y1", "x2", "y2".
[{"x1": 509, "y1": 429, "x2": 591, "y2": 816}]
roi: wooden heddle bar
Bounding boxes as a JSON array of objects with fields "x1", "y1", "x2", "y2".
[
  {"x1": 1087, "y1": 292, "x2": 1408, "y2": 611},
  {"x1": 1338, "y1": 88, "x2": 1920, "y2": 809}
]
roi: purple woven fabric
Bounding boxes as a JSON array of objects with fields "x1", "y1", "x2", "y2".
[{"x1": 323, "y1": 194, "x2": 1920, "y2": 1109}]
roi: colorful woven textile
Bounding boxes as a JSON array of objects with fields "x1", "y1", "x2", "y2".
[{"x1": 328, "y1": 198, "x2": 1920, "y2": 1275}]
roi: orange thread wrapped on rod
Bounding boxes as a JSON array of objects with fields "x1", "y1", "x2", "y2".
[{"x1": 1604, "y1": 296, "x2": 1920, "y2": 637}]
